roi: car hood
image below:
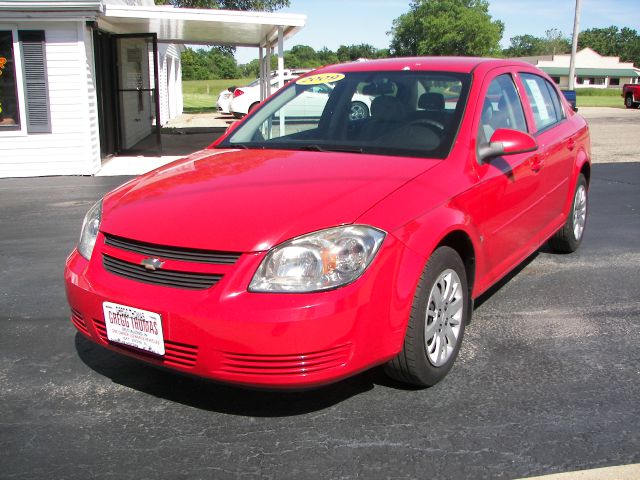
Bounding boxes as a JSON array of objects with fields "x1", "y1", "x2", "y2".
[{"x1": 101, "y1": 148, "x2": 439, "y2": 252}]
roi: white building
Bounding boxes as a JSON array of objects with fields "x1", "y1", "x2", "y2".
[
  {"x1": 0, "y1": 0, "x2": 305, "y2": 177},
  {"x1": 520, "y1": 47, "x2": 640, "y2": 89}
]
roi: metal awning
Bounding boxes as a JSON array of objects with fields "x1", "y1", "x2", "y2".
[
  {"x1": 98, "y1": 4, "x2": 306, "y2": 48},
  {"x1": 541, "y1": 67, "x2": 640, "y2": 77}
]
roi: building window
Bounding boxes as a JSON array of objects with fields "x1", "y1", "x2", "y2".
[
  {"x1": 0, "y1": 29, "x2": 50, "y2": 134},
  {"x1": 551, "y1": 76, "x2": 560, "y2": 84},
  {"x1": 609, "y1": 78, "x2": 620, "y2": 86},
  {"x1": 0, "y1": 30, "x2": 20, "y2": 130}
]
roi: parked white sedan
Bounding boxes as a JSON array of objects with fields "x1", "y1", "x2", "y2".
[
  {"x1": 216, "y1": 87, "x2": 236, "y2": 114},
  {"x1": 280, "y1": 83, "x2": 373, "y2": 121},
  {"x1": 229, "y1": 70, "x2": 312, "y2": 118}
]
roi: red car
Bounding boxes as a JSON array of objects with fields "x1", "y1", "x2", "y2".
[{"x1": 65, "y1": 57, "x2": 590, "y2": 389}]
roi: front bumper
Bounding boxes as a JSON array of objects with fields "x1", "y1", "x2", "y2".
[{"x1": 64, "y1": 233, "x2": 421, "y2": 388}]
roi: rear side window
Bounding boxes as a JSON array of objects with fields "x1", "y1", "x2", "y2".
[{"x1": 520, "y1": 73, "x2": 564, "y2": 132}]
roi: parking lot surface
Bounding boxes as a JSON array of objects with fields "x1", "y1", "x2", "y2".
[{"x1": 1, "y1": 112, "x2": 639, "y2": 479}]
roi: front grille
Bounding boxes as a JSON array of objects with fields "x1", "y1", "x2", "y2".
[
  {"x1": 92, "y1": 317, "x2": 198, "y2": 368},
  {"x1": 220, "y1": 344, "x2": 352, "y2": 376},
  {"x1": 103, "y1": 233, "x2": 241, "y2": 265},
  {"x1": 103, "y1": 254, "x2": 222, "y2": 290}
]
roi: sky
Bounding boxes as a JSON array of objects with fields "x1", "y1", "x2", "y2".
[{"x1": 234, "y1": 0, "x2": 640, "y2": 64}]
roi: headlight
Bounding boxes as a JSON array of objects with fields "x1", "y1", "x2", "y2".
[
  {"x1": 249, "y1": 225, "x2": 386, "y2": 293},
  {"x1": 78, "y1": 200, "x2": 102, "y2": 260}
]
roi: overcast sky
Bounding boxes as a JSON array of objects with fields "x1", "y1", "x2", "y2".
[{"x1": 234, "y1": 0, "x2": 640, "y2": 64}]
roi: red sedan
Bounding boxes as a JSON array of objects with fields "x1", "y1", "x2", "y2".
[{"x1": 65, "y1": 57, "x2": 590, "y2": 389}]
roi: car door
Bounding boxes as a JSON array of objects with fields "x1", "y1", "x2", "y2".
[
  {"x1": 517, "y1": 73, "x2": 574, "y2": 231},
  {"x1": 472, "y1": 71, "x2": 544, "y2": 284}
]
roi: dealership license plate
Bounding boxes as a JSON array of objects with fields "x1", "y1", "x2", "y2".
[{"x1": 103, "y1": 302, "x2": 165, "y2": 356}]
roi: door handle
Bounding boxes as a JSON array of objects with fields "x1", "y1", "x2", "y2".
[
  {"x1": 530, "y1": 155, "x2": 544, "y2": 172},
  {"x1": 567, "y1": 137, "x2": 576, "y2": 151}
]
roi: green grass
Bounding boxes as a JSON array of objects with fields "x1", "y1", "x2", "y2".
[
  {"x1": 183, "y1": 78, "x2": 255, "y2": 111},
  {"x1": 574, "y1": 87, "x2": 624, "y2": 108}
]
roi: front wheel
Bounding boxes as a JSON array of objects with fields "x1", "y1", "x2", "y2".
[
  {"x1": 548, "y1": 174, "x2": 588, "y2": 253},
  {"x1": 385, "y1": 246, "x2": 470, "y2": 387}
]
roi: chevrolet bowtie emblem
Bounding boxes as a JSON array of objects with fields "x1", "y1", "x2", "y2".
[{"x1": 141, "y1": 258, "x2": 165, "y2": 271}]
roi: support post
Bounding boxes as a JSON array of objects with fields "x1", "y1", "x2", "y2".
[{"x1": 568, "y1": 0, "x2": 581, "y2": 90}]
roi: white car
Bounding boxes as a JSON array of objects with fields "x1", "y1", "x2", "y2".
[
  {"x1": 229, "y1": 69, "x2": 312, "y2": 118},
  {"x1": 216, "y1": 87, "x2": 235, "y2": 114},
  {"x1": 280, "y1": 83, "x2": 373, "y2": 121}
]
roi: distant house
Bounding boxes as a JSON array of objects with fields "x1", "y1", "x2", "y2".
[
  {"x1": 0, "y1": 0, "x2": 305, "y2": 178},
  {"x1": 518, "y1": 47, "x2": 640, "y2": 89}
]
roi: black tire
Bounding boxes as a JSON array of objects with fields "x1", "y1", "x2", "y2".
[
  {"x1": 385, "y1": 246, "x2": 470, "y2": 387},
  {"x1": 349, "y1": 101, "x2": 369, "y2": 121},
  {"x1": 232, "y1": 112, "x2": 244, "y2": 119},
  {"x1": 248, "y1": 102, "x2": 260, "y2": 113},
  {"x1": 625, "y1": 94, "x2": 634, "y2": 109},
  {"x1": 548, "y1": 174, "x2": 588, "y2": 253}
]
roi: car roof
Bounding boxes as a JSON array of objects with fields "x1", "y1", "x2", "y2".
[{"x1": 313, "y1": 57, "x2": 536, "y2": 74}]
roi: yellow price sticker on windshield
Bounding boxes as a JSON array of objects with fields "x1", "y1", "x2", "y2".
[{"x1": 296, "y1": 73, "x2": 345, "y2": 85}]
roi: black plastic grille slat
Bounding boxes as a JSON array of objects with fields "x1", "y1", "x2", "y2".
[
  {"x1": 103, "y1": 255, "x2": 222, "y2": 290},
  {"x1": 103, "y1": 233, "x2": 241, "y2": 265}
]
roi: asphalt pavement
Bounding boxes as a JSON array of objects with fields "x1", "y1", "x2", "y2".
[{"x1": 1, "y1": 162, "x2": 639, "y2": 480}]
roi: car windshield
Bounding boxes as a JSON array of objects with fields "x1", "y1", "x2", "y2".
[{"x1": 217, "y1": 70, "x2": 471, "y2": 159}]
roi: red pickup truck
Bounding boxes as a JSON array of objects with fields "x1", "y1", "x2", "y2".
[{"x1": 622, "y1": 84, "x2": 640, "y2": 108}]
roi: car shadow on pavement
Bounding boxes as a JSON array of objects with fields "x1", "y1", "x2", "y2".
[{"x1": 74, "y1": 333, "x2": 414, "y2": 415}]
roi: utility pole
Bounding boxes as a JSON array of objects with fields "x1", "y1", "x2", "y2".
[{"x1": 568, "y1": 0, "x2": 582, "y2": 90}]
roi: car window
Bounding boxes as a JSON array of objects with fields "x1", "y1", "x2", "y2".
[
  {"x1": 520, "y1": 73, "x2": 564, "y2": 132},
  {"x1": 478, "y1": 74, "x2": 527, "y2": 144},
  {"x1": 220, "y1": 71, "x2": 471, "y2": 160}
]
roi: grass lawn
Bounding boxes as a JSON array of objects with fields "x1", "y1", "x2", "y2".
[
  {"x1": 183, "y1": 78, "x2": 255, "y2": 112},
  {"x1": 575, "y1": 87, "x2": 624, "y2": 108},
  {"x1": 576, "y1": 95, "x2": 624, "y2": 108}
]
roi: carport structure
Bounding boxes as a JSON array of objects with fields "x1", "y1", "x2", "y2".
[
  {"x1": 100, "y1": 3, "x2": 306, "y2": 99},
  {"x1": 96, "y1": 3, "x2": 306, "y2": 154}
]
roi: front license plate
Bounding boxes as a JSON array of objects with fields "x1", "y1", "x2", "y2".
[{"x1": 103, "y1": 302, "x2": 165, "y2": 356}]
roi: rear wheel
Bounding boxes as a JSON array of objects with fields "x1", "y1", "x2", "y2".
[
  {"x1": 548, "y1": 174, "x2": 588, "y2": 253},
  {"x1": 349, "y1": 101, "x2": 369, "y2": 121},
  {"x1": 385, "y1": 246, "x2": 469, "y2": 387},
  {"x1": 625, "y1": 94, "x2": 634, "y2": 108},
  {"x1": 248, "y1": 102, "x2": 260, "y2": 114}
]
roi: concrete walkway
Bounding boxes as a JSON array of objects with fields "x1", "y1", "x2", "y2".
[{"x1": 97, "y1": 112, "x2": 235, "y2": 176}]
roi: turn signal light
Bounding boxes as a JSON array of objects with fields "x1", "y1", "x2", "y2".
[{"x1": 233, "y1": 89, "x2": 244, "y2": 98}]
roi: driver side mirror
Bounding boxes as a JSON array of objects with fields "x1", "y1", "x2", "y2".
[{"x1": 477, "y1": 128, "x2": 538, "y2": 164}]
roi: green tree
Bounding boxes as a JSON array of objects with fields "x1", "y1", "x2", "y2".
[
  {"x1": 336, "y1": 44, "x2": 385, "y2": 62},
  {"x1": 503, "y1": 34, "x2": 544, "y2": 57},
  {"x1": 579, "y1": 26, "x2": 640, "y2": 67},
  {"x1": 155, "y1": 0, "x2": 289, "y2": 11},
  {"x1": 181, "y1": 47, "x2": 240, "y2": 80},
  {"x1": 390, "y1": 0, "x2": 504, "y2": 57},
  {"x1": 284, "y1": 45, "x2": 323, "y2": 68},
  {"x1": 542, "y1": 28, "x2": 570, "y2": 55},
  {"x1": 503, "y1": 29, "x2": 570, "y2": 57}
]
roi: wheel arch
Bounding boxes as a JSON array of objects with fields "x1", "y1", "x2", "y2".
[{"x1": 435, "y1": 230, "x2": 476, "y2": 298}]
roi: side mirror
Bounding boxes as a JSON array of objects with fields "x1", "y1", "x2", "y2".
[{"x1": 478, "y1": 128, "x2": 538, "y2": 164}]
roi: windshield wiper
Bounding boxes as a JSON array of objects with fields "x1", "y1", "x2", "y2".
[{"x1": 299, "y1": 144, "x2": 364, "y2": 153}]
